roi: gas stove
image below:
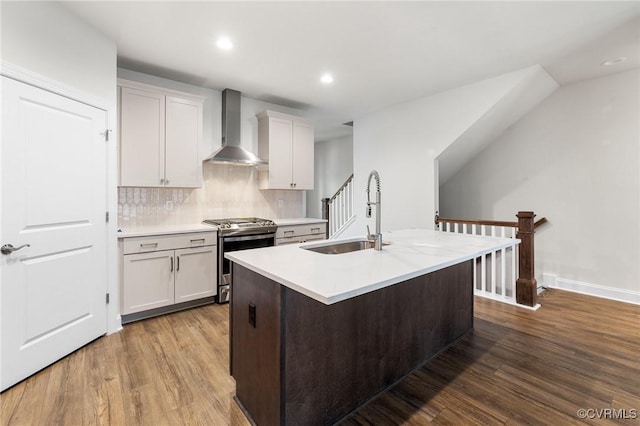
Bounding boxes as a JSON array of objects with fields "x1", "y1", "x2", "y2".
[
  {"x1": 202, "y1": 217, "x2": 277, "y2": 237},
  {"x1": 203, "y1": 217, "x2": 278, "y2": 303}
]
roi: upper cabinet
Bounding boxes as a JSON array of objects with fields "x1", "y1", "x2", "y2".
[
  {"x1": 118, "y1": 79, "x2": 204, "y2": 188},
  {"x1": 257, "y1": 110, "x2": 314, "y2": 190}
]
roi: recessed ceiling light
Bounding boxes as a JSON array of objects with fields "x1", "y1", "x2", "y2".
[
  {"x1": 216, "y1": 37, "x2": 233, "y2": 50},
  {"x1": 320, "y1": 74, "x2": 334, "y2": 84},
  {"x1": 601, "y1": 57, "x2": 627, "y2": 66}
]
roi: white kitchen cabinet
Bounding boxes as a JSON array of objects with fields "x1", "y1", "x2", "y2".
[
  {"x1": 121, "y1": 232, "x2": 217, "y2": 317},
  {"x1": 257, "y1": 110, "x2": 314, "y2": 190},
  {"x1": 119, "y1": 79, "x2": 203, "y2": 188},
  {"x1": 174, "y1": 245, "x2": 217, "y2": 303},
  {"x1": 122, "y1": 250, "x2": 175, "y2": 314},
  {"x1": 276, "y1": 223, "x2": 327, "y2": 245}
]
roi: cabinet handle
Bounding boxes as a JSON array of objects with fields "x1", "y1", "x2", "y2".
[
  {"x1": 176, "y1": 256, "x2": 180, "y2": 271},
  {"x1": 170, "y1": 256, "x2": 174, "y2": 272},
  {"x1": 311, "y1": 227, "x2": 320, "y2": 232},
  {"x1": 190, "y1": 238, "x2": 205, "y2": 244},
  {"x1": 165, "y1": 178, "x2": 170, "y2": 185},
  {"x1": 160, "y1": 178, "x2": 165, "y2": 185},
  {"x1": 284, "y1": 230, "x2": 295, "y2": 235},
  {"x1": 140, "y1": 242, "x2": 158, "y2": 248}
]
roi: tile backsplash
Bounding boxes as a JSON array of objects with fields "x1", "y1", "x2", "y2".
[{"x1": 118, "y1": 164, "x2": 304, "y2": 228}]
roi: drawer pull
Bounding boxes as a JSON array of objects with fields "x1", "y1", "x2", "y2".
[
  {"x1": 140, "y1": 242, "x2": 158, "y2": 248},
  {"x1": 284, "y1": 230, "x2": 295, "y2": 235},
  {"x1": 311, "y1": 227, "x2": 320, "y2": 232},
  {"x1": 190, "y1": 238, "x2": 205, "y2": 244}
]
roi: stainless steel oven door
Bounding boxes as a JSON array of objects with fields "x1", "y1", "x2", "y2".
[{"x1": 218, "y1": 232, "x2": 275, "y2": 303}]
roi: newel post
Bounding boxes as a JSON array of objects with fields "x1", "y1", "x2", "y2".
[
  {"x1": 321, "y1": 198, "x2": 330, "y2": 238},
  {"x1": 516, "y1": 211, "x2": 537, "y2": 307}
]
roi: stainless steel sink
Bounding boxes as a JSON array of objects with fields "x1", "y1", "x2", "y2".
[{"x1": 302, "y1": 239, "x2": 389, "y2": 255}]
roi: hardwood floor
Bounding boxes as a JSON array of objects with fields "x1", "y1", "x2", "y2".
[{"x1": 1, "y1": 289, "x2": 638, "y2": 425}]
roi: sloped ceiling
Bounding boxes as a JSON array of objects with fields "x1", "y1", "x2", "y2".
[
  {"x1": 59, "y1": 1, "x2": 640, "y2": 141},
  {"x1": 437, "y1": 65, "x2": 560, "y2": 185}
]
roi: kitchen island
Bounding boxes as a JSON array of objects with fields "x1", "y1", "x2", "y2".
[{"x1": 226, "y1": 229, "x2": 518, "y2": 425}]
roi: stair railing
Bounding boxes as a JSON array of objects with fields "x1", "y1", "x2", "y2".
[
  {"x1": 321, "y1": 174, "x2": 355, "y2": 239},
  {"x1": 435, "y1": 211, "x2": 547, "y2": 308}
]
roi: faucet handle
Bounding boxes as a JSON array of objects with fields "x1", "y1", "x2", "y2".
[{"x1": 367, "y1": 225, "x2": 373, "y2": 240}]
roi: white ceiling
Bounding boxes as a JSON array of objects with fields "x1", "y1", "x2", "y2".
[{"x1": 60, "y1": 1, "x2": 640, "y2": 141}]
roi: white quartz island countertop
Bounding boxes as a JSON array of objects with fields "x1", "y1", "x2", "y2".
[{"x1": 226, "y1": 229, "x2": 519, "y2": 305}]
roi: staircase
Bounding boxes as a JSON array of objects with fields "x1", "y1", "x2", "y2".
[{"x1": 321, "y1": 174, "x2": 355, "y2": 239}]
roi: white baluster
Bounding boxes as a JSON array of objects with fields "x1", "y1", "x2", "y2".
[
  {"x1": 490, "y1": 250, "x2": 496, "y2": 296},
  {"x1": 511, "y1": 227, "x2": 517, "y2": 299},
  {"x1": 500, "y1": 227, "x2": 507, "y2": 298}
]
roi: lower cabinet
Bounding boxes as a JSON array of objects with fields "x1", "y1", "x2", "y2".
[
  {"x1": 275, "y1": 223, "x2": 327, "y2": 246},
  {"x1": 121, "y1": 232, "x2": 217, "y2": 317}
]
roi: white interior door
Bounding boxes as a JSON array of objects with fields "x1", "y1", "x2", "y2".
[{"x1": 0, "y1": 76, "x2": 108, "y2": 391}]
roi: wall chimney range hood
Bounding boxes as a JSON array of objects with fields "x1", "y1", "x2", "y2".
[{"x1": 203, "y1": 88, "x2": 267, "y2": 166}]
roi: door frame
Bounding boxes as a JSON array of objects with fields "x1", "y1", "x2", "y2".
[{"x1": 1, "y1": 62, "x2": 122, "y2": 334}]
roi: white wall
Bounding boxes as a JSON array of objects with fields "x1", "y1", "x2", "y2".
[
  {"x1": 1, "y1": 2, "x2": 116, "y2": 103},
  {"x1": 306, "y1": 135, "x2": 354, "y2": 218},
  {"x1": 346, "y1": 67, "x2": 540, "y2": 238},
  {"x1": 440, "y1": 69, "x2": 640, "y2": 301},
  {"x1": 0, "y1": 2, "x2": 121, "y2": 330}
]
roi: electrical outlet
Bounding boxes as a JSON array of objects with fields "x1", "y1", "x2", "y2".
[{"x1": 248, "y1": 303, "x2": 256, "y2": 328}]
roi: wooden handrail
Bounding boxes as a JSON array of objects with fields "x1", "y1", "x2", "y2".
[
  {"x1": 435, "y1": 215, "x2": 517, "y2": 228},
  {"x1": 534, "y1": 217, "x2": 548, "y2": 228},
  {"x1": 435, "y1": 214, "x2": 548, "y2": 230},
  {"x1": 329, "y1": 173, "x2": 354, "y2": 203}
]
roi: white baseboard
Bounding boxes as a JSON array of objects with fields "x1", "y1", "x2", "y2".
[{"x1": 543, "y1": 273, "x2": 640, "y2": 305}]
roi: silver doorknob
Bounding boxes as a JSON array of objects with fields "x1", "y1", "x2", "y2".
[{"x1": 1, "y1": 244, "x2": 30, "y2": 255}]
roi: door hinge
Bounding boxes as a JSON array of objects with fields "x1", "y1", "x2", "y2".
[
  {"x1": 106, "y1": 211, "x2": 109, "y2": 223},
  {"x1": 102, "y1": 129, "x2": 111, "y2": 141},
  {"x1": 106, "y1": 293, "x2": 110, "y2": 304}
]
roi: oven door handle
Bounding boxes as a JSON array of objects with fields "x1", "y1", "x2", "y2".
[{"x1": 222, "y1": 233, "x2": 276, "y2": 243}]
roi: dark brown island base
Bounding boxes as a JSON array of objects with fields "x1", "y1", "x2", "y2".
[{"x1": 230, "y1": 260, "x2": 473, "y2": 425}]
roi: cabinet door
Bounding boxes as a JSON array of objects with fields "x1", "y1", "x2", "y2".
[
  {"x1": 291, "y1": 121, "x2": 314, "y2": 190},
  {"x1": 174, "y1": 246, "x2": 217, "y2": 303},
  {"x1": 120, "y1": 87, "x2": 165, "y2": 187},
  {"x1": 267, "y1": 117, "x2": 294, "y2": 189},
  {"x1": 122, "y1": 251, "x2": 174, "y2": 314},
  {"x1": 165, "y1": 96, "x2": 202, "y2": 188}
]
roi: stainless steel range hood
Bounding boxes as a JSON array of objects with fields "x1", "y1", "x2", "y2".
[{"x1": 203, "y1": 89, "x2": 267, "y2": 166}]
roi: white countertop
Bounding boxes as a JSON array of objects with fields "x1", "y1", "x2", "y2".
[
  {"x1": 117, "y1": 218, "x2": 326, "y2": 238},
  {"x1": 275, "y1": 218, "x2": 328, "y2": 226},
  {"x1": 226, "y1": 229, "x2": 519, "y2": 305},
  {"x1": 117, "y1": 223, "x2": 217, "y2": 238}
]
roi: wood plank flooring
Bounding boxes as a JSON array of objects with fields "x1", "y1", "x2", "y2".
[{"x1": 2, "y1": 289, "x2": 639, "y2": 425}]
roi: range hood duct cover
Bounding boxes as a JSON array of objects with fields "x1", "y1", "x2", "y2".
[{"x1": 204, "y1": 88, "x2": 267, "y2": 165}]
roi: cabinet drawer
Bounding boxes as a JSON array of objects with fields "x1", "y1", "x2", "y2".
[
  {"x1": 123, "y1": 232, "x2": 217, "y2": 254},
  {"x1": 276, "y1": 223, "x2": 326, "y2": 239},
  {"x1": 276, "y1": 232, "x2": 326, "y2": 246}
]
